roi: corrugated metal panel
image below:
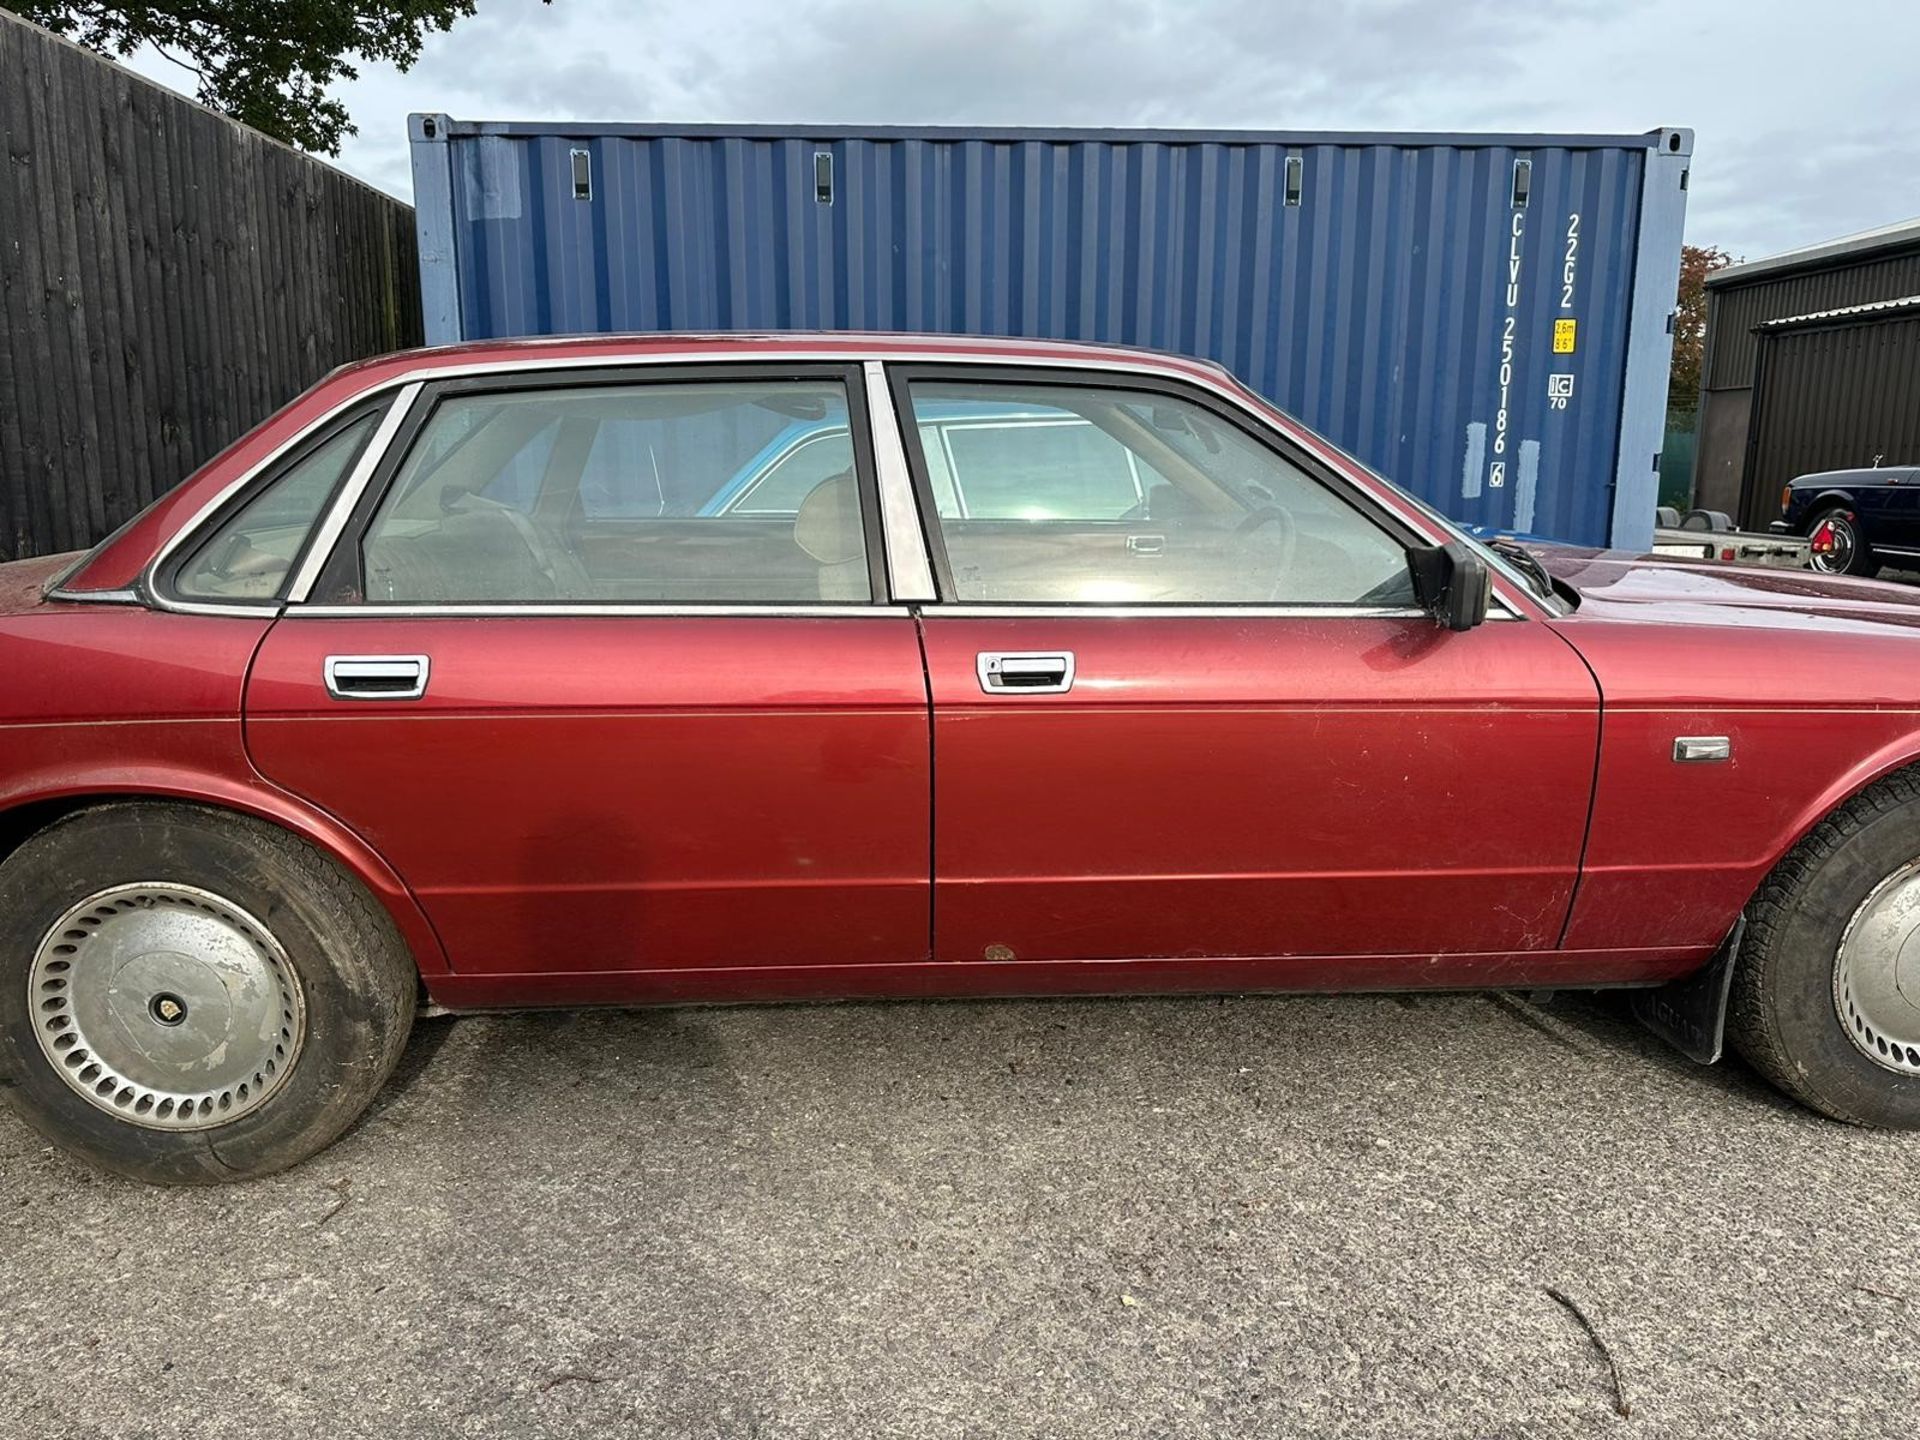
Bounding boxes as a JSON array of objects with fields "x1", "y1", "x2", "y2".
[
  {"x1": 1709, "y1": 215, "x2": 1920, "y2": 287},
  {"x1": 1704, "y1": 248, "x2": 1920, "y2": 391},
  {"x1": 1757, "y1": 294, "x2": 1920, "y2": 329},
  {"x1": 1741, "y1": 312, "x2": 1920, "y2": 528},
  {"x1": 415, "y1": 120, "x2": 1689, "y2": 548},
  {"x1": 0, "y1": 13, "x2": 422, "y2": 561}
]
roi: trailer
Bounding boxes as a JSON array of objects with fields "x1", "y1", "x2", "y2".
[{"x1": 408, "y1": 118, "x2": 1691, "y2": 550}]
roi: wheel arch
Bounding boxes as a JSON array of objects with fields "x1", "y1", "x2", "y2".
[
  {"x1": 1803, "y1": 491, "x2": 1863, "y2": 527},
  {"x1": 0, "y1": 771, "x2": 449, "y2": 977},
  {"x1": 1759, "y1": 735, "x2": 1920, "y2": 904}
]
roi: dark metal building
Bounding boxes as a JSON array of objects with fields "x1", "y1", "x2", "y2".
[
  {"x1": 0, "y1": 13, "x2": 422, "y2": 562},
  {"x1": 1696, "y1": 218, "x2": 1920, "y2": 528}
]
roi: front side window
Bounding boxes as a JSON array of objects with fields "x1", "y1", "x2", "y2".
[
  {"x1": 359, "y1": 379, "x2": 870, "y2": 604},
  {"x1": 904, "y1": 379, "x2": 1417, "y2": 607},
  {"x1": 173, "y1": 410, "x2": 380, "y2": 602}
]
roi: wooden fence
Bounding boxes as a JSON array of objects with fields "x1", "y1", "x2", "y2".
[{"x1": 0, "y1": 12, "x2": 421, "y2": 561}]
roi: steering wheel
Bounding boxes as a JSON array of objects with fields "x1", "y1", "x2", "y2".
[
  {"x1": 1232, "y1": 506, "x2": 1299, "y2": 602},
  {"x1": 1234, "y1": 506, "x2": 1289, "y2": 536}
]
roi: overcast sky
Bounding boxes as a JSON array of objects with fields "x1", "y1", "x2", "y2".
[{"x1": 127, "y1": 0, "x2": 1918, "y2": 262}]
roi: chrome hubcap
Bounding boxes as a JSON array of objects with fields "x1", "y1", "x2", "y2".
[
  {"x1": 29, "y1": 884, "x2": 306, "y2": 1129},
  {"x1": 1834, "y1": 861, "x2": 1920, "y2": 1075},
  {"x1": 1813, "y1": 516, "x2": 1857, "y2": 573}
]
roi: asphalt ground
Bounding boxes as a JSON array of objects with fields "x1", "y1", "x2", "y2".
[{"x1": 2, "y1": 988, "x2": 1917, "y2": 1438}]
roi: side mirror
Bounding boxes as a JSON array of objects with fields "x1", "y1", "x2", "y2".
[{"x1": 1407, "y1": 541, "x2": 1491, "y2": 632}]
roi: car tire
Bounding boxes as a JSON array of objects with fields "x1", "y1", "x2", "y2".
[
  {"x1": 1807, "y1": 504, "x2": 1875, "y2": 576},
  {"x1": 0, "y1": 803, "x2": 417, "y2": 1183},
  {"x1": 1728, "y1": 769, "x2": 1920, "y2": 1127}
]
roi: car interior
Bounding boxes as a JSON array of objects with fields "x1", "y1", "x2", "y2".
[
  {"x1": 907, "y1": 382, "x2": 1418, "y2": 606},
  {"x1": 361, "y1": 383, "x2": 869, "y2": 604},
  {"x1": 177, "y1": 376, "x2": 1421, "y2": 610}
]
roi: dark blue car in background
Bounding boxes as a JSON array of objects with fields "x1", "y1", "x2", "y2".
[{"x1": 1774, "y1": 466, "x2": 1920, "y2": 575}]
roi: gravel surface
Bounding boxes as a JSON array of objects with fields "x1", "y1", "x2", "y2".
[{"x1": 2, "y1": 989, "x2": 1917, "y2": 1437}]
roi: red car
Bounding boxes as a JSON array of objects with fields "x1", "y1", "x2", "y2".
[{"x1": 5, "y1": 332, "x2": 1920, "y2": 1183}]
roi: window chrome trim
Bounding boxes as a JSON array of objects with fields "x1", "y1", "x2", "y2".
[
  {"x1": 128, "y1": 344, "x2": 1540, "y2": 620},
  {"x1": 285, "y1": 382, "x2": 422, "y2": 603},
  {"x1": 43, "y1": 585, "x2": 144, "y2": 606},
  {"x1": 931, "y1": 603, "x2": 1434, "y2": 620},
  {"x1": 862, "y1": 361, "x2": 938, "y2": 602},
  {"x1": 137, "y1": 385, "x2": 415, "y2": 618},
  {"x1": 287, "y1": 603, "x2": 914, "y2": 619},
  {"x1": 145, "y1": 596, "x2": 284, "y2": 619}
]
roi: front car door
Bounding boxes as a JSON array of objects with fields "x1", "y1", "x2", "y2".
[
  {"x1": 239, "y1": 363, "x2": 930, "y2": 1005},
  {"x1": 889, "y1": 364, "x2": 1610, "y2": 986}
]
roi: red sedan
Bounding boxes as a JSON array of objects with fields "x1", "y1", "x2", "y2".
[{"x1": 5, "y1": 332, "x2": 1920, "y2": 1183}]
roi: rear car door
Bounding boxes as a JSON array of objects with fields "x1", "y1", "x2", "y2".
[
  {"x1": 241, "y1": 364, "x2": 930, "y2": 994},
  {"x1": 890, "y1": 365, "x2": 1603, "y2": 975},
  {"x1": 1870, "y1": 471, "x2": 1920, "y2": 551}
]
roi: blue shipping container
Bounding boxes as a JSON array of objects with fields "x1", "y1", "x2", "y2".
[{"x1": 409, "y1": 119, "x2": 1691, "y2": 549}]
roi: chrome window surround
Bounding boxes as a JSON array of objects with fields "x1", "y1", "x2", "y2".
[
  {"x1": 284, "y1": 383, "x2": 422, "y2": 601},
  {"x1": 280, "y1": 602, "x2": 1480, "y2": 622},
  {"x1": 81, "y1": 346, "x2": 1530, "y2": 621},
  {"x1": 935, "y1": 604, "x2": 1434, "y2": 620},
  {"x1": 290, "y1": 603, "x2": 912, "y2": 619},
  {"x1": 101, "y1": 386, "x2": 417, "y2": 619}
]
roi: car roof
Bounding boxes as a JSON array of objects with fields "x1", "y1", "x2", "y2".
[
  {"x1": 1791, "y1": 466, "x2": 1920, "y2": 484},
  {"x1": 324, "y1": 331, "x2": 1237, "y2": 389}
]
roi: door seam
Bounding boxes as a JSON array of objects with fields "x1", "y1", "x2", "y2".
[
  {"x1": 1543, "y1": 620, "x2": 1607, "y2": 951},
  {"x1": 911, "y1": 604, "x2": 936, "y2": 963}
]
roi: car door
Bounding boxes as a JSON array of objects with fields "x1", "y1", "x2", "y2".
[
  {"x1": 888, "y1": 365, "x2": 1602, "y2": 972},
  {"x1": 244, "y1": 363, "x2": 930, "y2": 990},
  {"x1": 1865, "y1": 470, "x2": 1920, "y2": 551}
]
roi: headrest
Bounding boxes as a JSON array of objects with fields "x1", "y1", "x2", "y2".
[{"x1": 792, "y1": 471, "x2": 864, "y2": 566}]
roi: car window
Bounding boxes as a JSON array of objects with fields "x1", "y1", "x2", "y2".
[
  {"x1": 938, "y1": 418, "x2": 1146, "y2": 519},
  {"x1": 173, "y1": 410, "x2": 380, "y2": 602},
  {"x1": 360, "y1": 379, "x2": 870, "y2": 604},
  {"x1": 718, "y1": 429, "x2": 859, "y2": 516},
  {"x1": 905, "y1": 380, "x2": 1417, "y2": 607},
  {"x1": 919, "y1": 423, "x2": 962, "y2": 515}
]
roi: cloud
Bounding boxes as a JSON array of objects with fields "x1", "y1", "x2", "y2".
[
  {"x1": 423, "y1": 0, "x2": 1560, "y2": 130},
  {"x1": 123, "y1": 0, "x2": 1920, "y2": 260}
]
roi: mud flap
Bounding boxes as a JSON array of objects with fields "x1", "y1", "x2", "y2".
[{"x1": 1630, "y1": 917, "x2": 1745, "y2": 1064}]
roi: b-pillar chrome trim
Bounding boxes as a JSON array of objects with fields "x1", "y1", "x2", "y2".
[
  {"x1": 287, "y1": 382, "x2": 423, "y2": 603},
  {"x1": 862, "y1": 361, "x2": 937, "y2": 603}
]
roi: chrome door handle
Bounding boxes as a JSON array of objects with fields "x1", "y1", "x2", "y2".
[
  {"x1": 324, "y1": 654, "x2": 430, "y2": 701},
  {"x1": 976, "y1": 651, "x2": 1075, "y2": 694}
]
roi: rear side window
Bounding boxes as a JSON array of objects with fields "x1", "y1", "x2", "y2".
[
  {"x1": 173, "y1": 411, "x2": 380, "y2": 603},
  {"x1": 359, "y1": 379, "x2": 871, "y2": 605}
]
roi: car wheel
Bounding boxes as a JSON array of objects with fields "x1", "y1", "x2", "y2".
[
  {"x1": 0, "y1": 803, "x2": 417, "y2": 1183},
  {"x1": 1728, "y1": 769, "x2": 1920, "y2": 1127},
  {"x1": 1807, "y1": 506, "x2": 1874, "y2": 576}
]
